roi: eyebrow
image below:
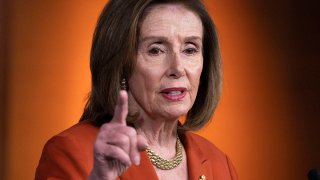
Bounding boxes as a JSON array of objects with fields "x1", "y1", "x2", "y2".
[
  {"x1": 139, "y1": 35, "x2": 202, "y2": 44},
  {"x1": 139, "y1": 36, "x2": 168, "y2": 44}
]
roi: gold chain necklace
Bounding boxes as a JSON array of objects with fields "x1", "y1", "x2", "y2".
[{"x1": 146, "y1": 137, "x2": 183, "y2": 170}]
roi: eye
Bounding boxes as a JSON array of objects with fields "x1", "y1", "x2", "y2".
[
  {"x1": 148, "y1": 47, "x2": 163, "y2": 56},
  {"x1": 183, "y1": 47, "x2": 199, "y2": 55}
]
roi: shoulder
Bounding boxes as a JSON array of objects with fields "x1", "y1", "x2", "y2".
[
  {"x1": 41, "y1": 120, "x2": 99, "y2": 163},
  {"x1": 35, "y1": 121, "x2": 99, "y2": 179},
  {"x1": 43, "y1": 120, "x2": 99, "y2": 152},
  {"x1": 43, "y1": 120, "x2": 99, "y2": 153},
  {"x1": 183, "y1": 131, "x2": 226, "y2": 158},
  {"x1": 57, "y1": 120, "x2": 99, "y2": 140},
  {"x1": 183, "y1": 131, "x2": 238, "y2": 179}
]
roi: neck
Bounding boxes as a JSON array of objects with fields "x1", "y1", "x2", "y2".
[{"x1": 133, "y1": 114, "x2": 179, "y2": 157}]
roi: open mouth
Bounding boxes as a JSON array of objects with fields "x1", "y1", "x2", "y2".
[
  {"x1": 164, "y1": 90, "x2": 183, "y2": 95},
  {"x1": 160, "y1": 87, "x2": 187, "y2": 101}
]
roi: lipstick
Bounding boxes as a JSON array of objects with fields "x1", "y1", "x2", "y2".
[{"x1": 160, "y1": 87, "x2": 187, "y2": 101}]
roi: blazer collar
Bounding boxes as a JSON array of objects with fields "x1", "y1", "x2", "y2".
[{"x1": 120, "y1": 132, "x2": 209, "y2": 180}]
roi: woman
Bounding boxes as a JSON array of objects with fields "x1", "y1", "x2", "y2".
[{"x1": 36, "y1": 0, "x2": 238, "y2": 179}]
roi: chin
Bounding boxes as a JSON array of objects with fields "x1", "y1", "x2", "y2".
[{"x1": 161, "y1": 105, "x2": 191, "y2": 119}]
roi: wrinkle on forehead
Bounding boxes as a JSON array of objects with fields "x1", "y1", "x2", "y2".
[{"x1": 139, "y1": 4, "x2": 203, "y2": 41}]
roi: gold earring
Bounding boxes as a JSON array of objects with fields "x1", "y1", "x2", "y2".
[{"x1": 121, "y1": 78, "x2": 127, "y2": 90}]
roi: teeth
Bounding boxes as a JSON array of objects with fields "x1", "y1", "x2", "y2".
[{"x1": 167, "y1": 91, "x2": 182, "y2": 95}]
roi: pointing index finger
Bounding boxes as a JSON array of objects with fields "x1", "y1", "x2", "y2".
[{"x1": 112, "y1": 90, "x2": 128, "y2": 125}]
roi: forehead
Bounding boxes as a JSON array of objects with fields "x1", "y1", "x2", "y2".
[{"x1": 139, "y1": 4, "x2": 203, "y2": 39}]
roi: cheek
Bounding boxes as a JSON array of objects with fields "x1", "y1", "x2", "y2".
[
  {"x1": 188, "y1": 62, "x2": 203, "y2": 88},
  {"x1": 129, "y1": 64, "x2": 164, "y2": 98},
  {"x1": 195, "y1": 65, "x2": 203, "y2": 82}
]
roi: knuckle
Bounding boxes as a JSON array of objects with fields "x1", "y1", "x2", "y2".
[
  {"x1": 93, "y1": 143, "x2": 106, "y2": 154},
  {"x1": 126, "y1": 127, "x2": 137, "y2": 137},
  {"x1": 104, "y1": 145, "x2": 114, "y2": 156},
  {"x1": 118, "y1": 135, "x2": 130, "y2": 145},
  {"x1": 101, "y1": 123, "x2": 110, "y2": 130},
  {"x1": 104, "y1": 145, "x2": 121, "y2": 158}
]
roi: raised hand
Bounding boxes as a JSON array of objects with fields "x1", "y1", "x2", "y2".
[{"x1": 88, "y1": 90, "x2": 148, "y2": 180}]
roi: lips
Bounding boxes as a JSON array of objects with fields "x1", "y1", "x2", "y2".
[{"x1": 160, "y1": 87, "x2": 187, "y2": 101}]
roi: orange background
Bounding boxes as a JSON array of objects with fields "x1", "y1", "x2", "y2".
[{"x1": 1, "y1": 0, "x2": 320, "y2": 180}]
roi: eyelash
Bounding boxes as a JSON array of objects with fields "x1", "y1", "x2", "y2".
[
  {"x1": 148, "y1": 47, "x2": 163, "y2": 56},
  {"x1": 183, "y1": 47, "x2": 199, "y2": 55},
  {"x1": 146, "y1": 44, "x2": 200, "y2": 56}
]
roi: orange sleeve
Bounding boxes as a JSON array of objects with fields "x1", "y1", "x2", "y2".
[{"x1": 35, "y1": 135, "x2": 91, "y2": 180}]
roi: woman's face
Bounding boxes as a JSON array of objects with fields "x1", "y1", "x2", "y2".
[{"x1": 128, "y1": 4, "x2": 203, "y2": 120}]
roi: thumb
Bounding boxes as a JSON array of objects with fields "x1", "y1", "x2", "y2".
[{"x1": 112, "y1": 90, "x2": 128, "y2": 125}]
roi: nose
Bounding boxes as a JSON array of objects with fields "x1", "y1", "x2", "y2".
[{"x1": 166, "y1": 52, "x2": 185, "y2": 79}]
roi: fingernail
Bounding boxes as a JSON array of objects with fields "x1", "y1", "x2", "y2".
[{"x1": 134, "y1": 155, "x2": 140, "y2": 165}]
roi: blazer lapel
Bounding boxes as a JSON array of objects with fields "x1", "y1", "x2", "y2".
[{"x1": 182, "y1": 132, "x2": 212, "y2": 180}]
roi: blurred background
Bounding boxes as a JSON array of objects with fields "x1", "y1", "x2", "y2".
[{"x1": 0, "y1": 0, "x2": 319, "y2": 179}]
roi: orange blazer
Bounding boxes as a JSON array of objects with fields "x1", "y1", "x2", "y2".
[{"x1": 35, "y1": 121, "x2": 238, "y2": 180}]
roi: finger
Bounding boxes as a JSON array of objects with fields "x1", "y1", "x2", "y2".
[
  {"x1": 112, "y1": 90, "x2": 128, "y2": 125},
  {"x1": 115, "y1": 129, "x2": 148, "y2": 165},
  {"x1": 137, "y1": 135, "x2": 148, "y2": 151},
  {"x1": 99, "y1": 125, "x2": 140, "y2": 165},
  {"x1": 95, "y1": 141, "x2": 132, "y2": 167},
  {"x1": 125, "y1": 127, "x2": 140, "y2": 166},
  {"x1": 104, "y1": 133, "x2": 130, "y2": 154},
  {"x1": 114, "y1": 126, "x2": 140, "y2": 166},
  {"x1": 128, "y1": 134, "x2": 149, "y2": 165},
  {"x1": 99, "y1": 124, "x2": 132, "y2": 154}
]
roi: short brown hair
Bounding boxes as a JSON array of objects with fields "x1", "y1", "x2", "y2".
[{"x1": 80, "y1": 0, "x2": 222, "y2": 131}]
